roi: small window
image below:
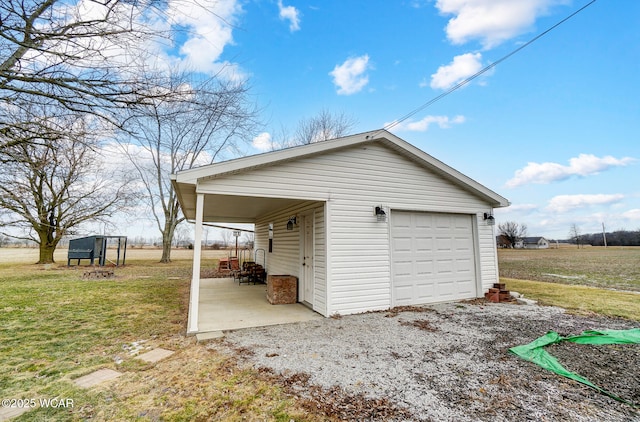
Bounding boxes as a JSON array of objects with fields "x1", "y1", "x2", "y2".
[{"x1": 268, "y1": 223, "x2": 273, "y2": 253}]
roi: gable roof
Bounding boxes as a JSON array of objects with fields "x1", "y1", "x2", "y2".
[
  {"x1": 171, "y1": 129, "x2": 510, "y2": 221},
  {"x1": 522, "y1": 237, "x2": 548, "y2": 244}
]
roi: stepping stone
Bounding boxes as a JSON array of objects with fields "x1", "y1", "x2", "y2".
[
  {"x1": 74, "y1": 368, "x2": 122, "y2": 388},
  {"x1": 136, "y1": 348, "x2": 174, "y2": 363},
  {"x1": 196, "y1": 331, "x2": 224, "y2": 342},
  {"x1": 0, "y1": 404, "x2": 31, "y2": 421},
  {"x1": 517, "y1": 297, "x2": 538, "y2": 306}
]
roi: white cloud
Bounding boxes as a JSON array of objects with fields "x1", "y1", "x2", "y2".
[
  {"x1": 140, "y1": 0, "x2": 245, "y2": 77},
  {"x1": 29, "y1": 0, "x2": 246, "y2": 82},
  {"x1": 252, "y1": 132, "x2": 276, "y2": 151},
  {"x1": 506, "y1": 154, "x2": 636, "y2": 188},
  {"x1": 622, "y1": 209, "x2": 640, "y2": 219},
  {"x1": 278, "y1": 0, "x2": 301, "y2": 32},
  {"x1": 430, "y1": 53, "x2": 482, "y2": 90},
  {"x1": 329, "y1": 55, "x2": 371, "y2": 95},
  {"x1": 172, "y1": 0, "x2": 242, "y2": 73},
  {"x1": 566, "y1": 154, "x2": 636, "y2": 176},
  {"x1": 386, "y1": 115, "x2": 465, "y2": 132},
  {"x1": 435, "y1": 0, "x2": 565, "y2": 49},
  {"x1": 546, "y1": 194, "x2": 625, "y2": 213},
  {"x1": 503, "y1": 203, "x2": 539, "y2": 213}
]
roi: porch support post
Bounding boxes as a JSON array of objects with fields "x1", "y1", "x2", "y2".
[{"x1": 188, "y1": 192, "x2": 205, "y2": 333}]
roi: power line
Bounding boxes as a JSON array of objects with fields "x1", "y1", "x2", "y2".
[{"x1": 376, "y1": 0, "x2": 598, "y2": 136}]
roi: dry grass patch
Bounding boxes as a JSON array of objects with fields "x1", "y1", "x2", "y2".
[
  {"x1": 503, "y1": 278, "x2": 640, "y2": 321},
  {"x1": 498, "y1": 246, "x2": 640, "y2": 292},
  {"x1": 88, "y1": 340, "x2": 323, "y2": 421}
]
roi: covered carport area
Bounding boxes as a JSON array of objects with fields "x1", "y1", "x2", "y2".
[
  {"x1": 171, "y1": 173, "x2": 323, "y2": 334},
  {"x1": 197, "y1": 278, "x2": 322, "y2": 333}
]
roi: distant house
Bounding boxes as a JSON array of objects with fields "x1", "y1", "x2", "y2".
[
  {"x1": 515, "y1": 237, "x2": 550, "y2": 249},
  {"x1": 496, "y1": 235, "x2": 512, "y2": 248}
]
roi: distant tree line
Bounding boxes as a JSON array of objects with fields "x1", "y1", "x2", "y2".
[
  {"x1": 497, "y1": 221, "x2": 640, "y2": 248},
  {"x1": 572, "y1": 229, "x2": 640, "y2": 247}
]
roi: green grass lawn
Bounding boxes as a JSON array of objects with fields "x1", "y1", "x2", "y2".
[
  {"x1": 0, "y1": 256, "x2": 322, "y2": 421},
  {"x1": 0, "y1": 261, "x2": 185, "y2": 419}
]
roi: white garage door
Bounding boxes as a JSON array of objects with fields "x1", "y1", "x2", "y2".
[{"x1": 391, "y1": 211, "x2": 477, "y2": 306}]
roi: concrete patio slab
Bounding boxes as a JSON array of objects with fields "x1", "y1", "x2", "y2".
[
  {"x1": 136, "y1": 348, "x2": 174, "y2": 363},
  {"x1": 73, "y1": 368, "x2": 122, "y2": 388},
  {"x1": 197, "y1": 278, "x2": 322, "y2": 333}
]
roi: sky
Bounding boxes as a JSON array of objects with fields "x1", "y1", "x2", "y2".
[{"x1": 101, "y1": 0, "x2": 640, "y2": 241}]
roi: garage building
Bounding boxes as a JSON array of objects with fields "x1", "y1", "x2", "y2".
[{"x1": 172, "y1": 129, "x2": 510, "y2": 333}]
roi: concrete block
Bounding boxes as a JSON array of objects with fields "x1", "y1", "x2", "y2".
[
  {"x1": 196, "y1": 331, "x2": 225, "y2": 342},
  {"x1": 517, "y1": 297, "x2": 538, "y2": 306},
  {"x1": 267, "y1": 275, "x2": 297, "y2": 304}
]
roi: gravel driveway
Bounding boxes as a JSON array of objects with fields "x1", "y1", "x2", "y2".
[{"x1": 214, "y1": 301, "x2": 640, "y2": 421}]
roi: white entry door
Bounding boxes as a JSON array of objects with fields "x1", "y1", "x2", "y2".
[
  {"x1": 391, "y1": 211, "x2": 477, "y2": 306},
  {"x1": 300, "y1": 212, "x2": 314, "y2": 304}
]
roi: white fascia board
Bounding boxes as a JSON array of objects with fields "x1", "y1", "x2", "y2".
[
  {"x1": 172, "y1": 129, "x2": 510, "y2": 208},
  {"x1": 173, "y1": 130, "x2": 380, "y2": 184}
]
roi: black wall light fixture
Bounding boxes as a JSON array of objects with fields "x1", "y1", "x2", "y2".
[
  {"x1": 375, "y1": 206, "x2": 387, "y2": 222},
  {"x1": 286, "y1": 216, "x2": 297, "y2": 231},
  {"x1": 483, "y1": 212, "x2": 495, "y2": 225}
]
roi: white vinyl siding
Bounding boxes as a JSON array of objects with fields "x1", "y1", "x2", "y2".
[
  {"x1": 477, "y1": 217, "x2": 499, "y2": 293},
  {"x1": 200, "y1": 143, "x2": 498, "y2": 315},
  {"x1": 254, "y1": 201, "x2": 327, "y2": 316}
]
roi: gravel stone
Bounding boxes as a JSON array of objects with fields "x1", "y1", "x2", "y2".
[{"x1": 214, "y1": 302, "x2": 640, "y2": 421}]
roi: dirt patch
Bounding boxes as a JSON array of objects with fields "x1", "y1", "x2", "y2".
[
  {"x1": 383, "y1": 305, "x2": 438, "y2": 317},
  {"x1": 257, "y1": 367, "x2": 415, "y2": 421},
  {"x1": 399, "y1": 318, "x2": 438, "y2": 332},
  {"x1": 548, "y1": 342, "x2": 640, "y2": 406},
  {"x1": 217, "y1": 302, "x2": 640, "y2": 421}
]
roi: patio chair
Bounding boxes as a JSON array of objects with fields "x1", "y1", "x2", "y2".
[
  {"x1": 248, "y1": 264, "x2": 266, "y2": 284},
  {"x1": 236, "y1": 261, "x2": 255, "y2": 285}
]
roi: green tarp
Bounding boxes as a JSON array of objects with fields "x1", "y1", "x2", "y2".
[{"x1": 509, "y1": 328, "x2": 640, "y2": 406}]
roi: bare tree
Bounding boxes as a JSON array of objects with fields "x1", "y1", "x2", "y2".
[
  {"x1": 0, "y1": 110, "x2": 135, "y2": 263},
  {"x1": 294, "y1": 109, "x2": 356, "y2": 144},
  {"x1": 278, "y1": 109, "x2": 357, "y2": 147},
  {"x1": 568, "y1": 223, "x2": 582, "y2": 249},
  {"x1": 172, "y1": 224, "x2": 191, "y2": 248},
  {"x1": 220, "y1": 229, "x2": 232, "y2": 249},
  {"x1": 497, "y1": 221, "x2": 528, "y2": 248},
  {"x1": 119, "y1": 72, "x2": 259, "y2": 263},
  {"x1": 242, "y1": 231, "x2": 254, "y2": 249},
  {"x1": 0, "y1": 0, "x2": 172, "y2": 146}
]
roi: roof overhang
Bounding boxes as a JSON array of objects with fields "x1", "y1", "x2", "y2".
[
  {"x1": 172, "y1": 183, "x2": 310, "y2": 224},
  {"x1": 171, "y1": 129, "x2": 510, "y2": 222}
]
